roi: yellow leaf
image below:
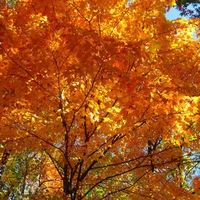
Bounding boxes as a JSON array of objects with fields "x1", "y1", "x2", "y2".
[
  {"x1": 100, "y1": 103, "x2": 105, "y2": 109},
  {"x1": 31, "y1": 117, "x2": 35, "y2": 123},
  {"x1": 80, "y1": 84, "x2": 85, "y2": 89},
  {"x1": 113, "y1": 107, "x2": 121, "y2": 112},
  {"x1": 104, "y1": 117, "x2": 112, "y2": 123}
]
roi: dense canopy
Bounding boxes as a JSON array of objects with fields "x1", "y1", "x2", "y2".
[{"x1": 0, "y1": 0, "x2": 200, "y2": 199}]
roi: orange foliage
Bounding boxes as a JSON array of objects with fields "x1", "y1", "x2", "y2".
[
  {"x1": 193, "y1": 177, "x2": 200, "y2": 194},
  {"x1": 0, "y1": 0, "x2": 199, "y2": 199}
]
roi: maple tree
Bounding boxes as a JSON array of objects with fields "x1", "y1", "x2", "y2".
[{"x1": 0, "y1": 0, "x2": 200, "y2": 199}]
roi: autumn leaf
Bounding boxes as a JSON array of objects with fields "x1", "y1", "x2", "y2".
[{"x1": 0, "y1": 0, "x2": 199, "y2": 199}]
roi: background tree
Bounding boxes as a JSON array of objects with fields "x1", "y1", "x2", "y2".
[
  {"x1": 176, "y1": 0, "x2": 200, "y2": 18},
  {"x1": 0, "y1": 0, "x2": 200, "y2": 199},
  {"x1": 0, "y1": 150, "x2": 49, "y2": 199}
]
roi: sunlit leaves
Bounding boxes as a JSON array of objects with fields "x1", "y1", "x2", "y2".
[{"x1": 0, "y1": 0, "x2": 199, "y2": 199}]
